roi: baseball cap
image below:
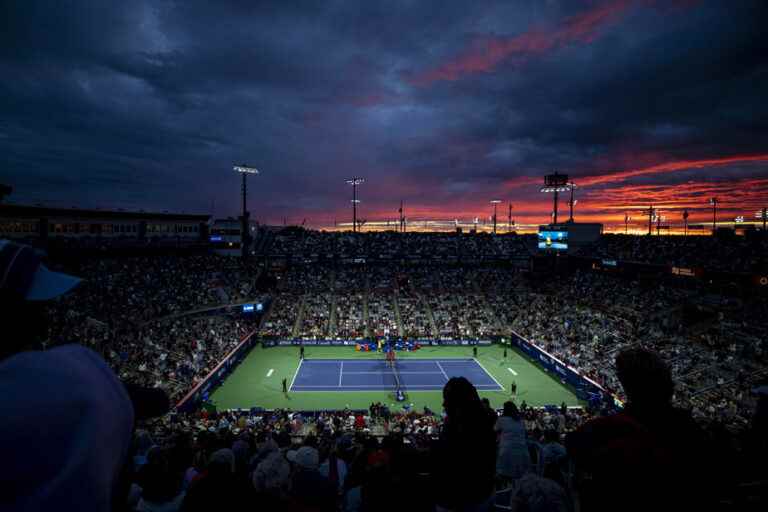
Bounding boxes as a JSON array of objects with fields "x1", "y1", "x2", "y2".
[
  {"x1": 287, "y1": 446, "x2": 320, "y2": 470},
  {"x1": 0, "y1": 240, "x2": 81, "y2": 301},
  {"x1": 0, "y1": 344, "x2": 135, "y2": 511}
]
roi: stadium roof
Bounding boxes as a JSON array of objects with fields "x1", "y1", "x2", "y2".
[{"x1": 0, "y1": 204, "x2": 210, "y2": 222}]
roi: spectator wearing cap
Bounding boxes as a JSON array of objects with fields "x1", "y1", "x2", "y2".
[
  {"x1": 287, "y1": 446, "x2": 336, "y2": 511},
  {"x1": 251, "y1": 447, "x2": 291, "y2": 508},
  {"x1": 0, "y1": 240, "x2": 137, "y2": 512}
]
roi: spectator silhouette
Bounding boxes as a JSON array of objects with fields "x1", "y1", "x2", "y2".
[
  {"x1": 432, "y1": 377, "x2": 496, "y2": 512},
  {"x1": 181, "y1": 449, "x2": 246, "y2": 512},
  {"x1": 495, "y1": 401, "x2": 531, "y2": 484},
  {"x1": 566, "y1": 347, "x2": 713, "y2": 512},
  {"x1": 0, "y1": 240, "x2": 136, "y2": 512}
]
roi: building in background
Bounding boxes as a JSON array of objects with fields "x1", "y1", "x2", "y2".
[{"x1": 0, "y1": 203, "x2": 210, "y2": 248}]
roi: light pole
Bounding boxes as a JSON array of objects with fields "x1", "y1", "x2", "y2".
[
  {"x1": 567, "y1": 182, "x2": 577, "y2": 222},
  {"x1": 683, "y1": 209, "x2": 689, "y2": 236},
  {"x1": 490, "y1": 200, "x2": 501, "y2": 234},
  {"x1": 508, "y1": 203, "x2": 513, "y2": 232},
  {"x1": 541, "y1": 173, "x2": 570, "y2": 225},
  {"x1": 624, "y1": 213, "x2": 631, "y2": 235},
  {"x1": 710, "y1": 197, "x2": 718, "y2": 233},
  {"x1": 644, "y1": 205, "x2": 655, "y2": 235},
  {"x1": 234, "y1": 164, "x2": 259, "y2": 259},
  {"x1": 346, "y1": 178, "x2": 364, "y2": 232}
]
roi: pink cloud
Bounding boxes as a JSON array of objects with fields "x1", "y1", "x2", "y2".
[{"x1": 408, "y1": 0, "x2": 635, "y2": 86}]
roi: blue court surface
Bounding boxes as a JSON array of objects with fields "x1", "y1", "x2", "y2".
[{"x1": 289, "y1": 358, "x2": 504, "y2": 392}]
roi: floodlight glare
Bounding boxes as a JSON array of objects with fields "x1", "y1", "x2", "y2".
[{"x1": 234, "y1": 165, "x2": 259, "y2": 174}]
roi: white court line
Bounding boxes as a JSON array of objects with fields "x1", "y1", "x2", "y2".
[
  {"x1": 339, "y1": 361, "x2": 344, "y2": 387},
  {"x1": 342, "y1": 371, "x2": 445, "y2": 375},
  {"x1": 435, "y1": 361, "x2": 450, "y2": 381},
  {"x1": 288, "y1": 357, "x2": 304, "y2": 391},
  {"x1": 291, "y1": 384, "x2": 502, "y2": 389},
  {"x1": 474, "y1": 357, "x2": 505, "y2": 390},
  {"x1": 507, "y1": 368, "x2": 518, "y2": 376},
  {"x1": 267, "y1": 369, "x2": 274, "y2": 377}
]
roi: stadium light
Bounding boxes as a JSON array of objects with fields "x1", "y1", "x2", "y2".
[
  {"x1": 567, "y1": 182, "x2": 578, "y2": 222},
  {"x1": 490, "y1": 199, "x2": 501, "y2": 234},
  {"x1": 643, "y1": 205, "x2": 655, "y2": 235},
  {"x1": 233, "y1": 164, "x2": 259, "y2": 259},
  {"x1": 624, "y1": 213, "x2": 632, "y2": 235},
  {"x1": 346, "y1": 178, "x2": 364, "y2": 232},
  {"x1": 709, "y1": 197, "x2": 718, "y2": 232},
  {"x1": 541, "y1": 172, "x2": 569, "y2": 224}
]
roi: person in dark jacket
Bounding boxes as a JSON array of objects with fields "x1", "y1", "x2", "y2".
[
  {"x1": 567, "y1": 347, "x2": 714, "y2": 512},
  {"x1": 431, "y1": 377, "x2": 496, "y2": 511}
]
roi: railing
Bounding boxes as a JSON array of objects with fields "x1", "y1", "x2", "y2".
[
  {"x1": 510, "y1": 329, "x2": 621, "y2": 406},
  {"x1": 175, "y1": 328, "x2": 259, "y2": 413}
]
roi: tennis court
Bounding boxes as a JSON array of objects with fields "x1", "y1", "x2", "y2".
[{"x1": 290, "y1": 358, "x2": 504, "y2": 392}]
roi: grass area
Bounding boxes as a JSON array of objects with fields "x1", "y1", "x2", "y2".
[{"x1": 209, "y1": 343, "x2": 582, "y2": 412}]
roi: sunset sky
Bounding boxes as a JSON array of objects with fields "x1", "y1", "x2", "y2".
[{"x1": 1, "y1": 1, "x2": 766, "y2": 231}]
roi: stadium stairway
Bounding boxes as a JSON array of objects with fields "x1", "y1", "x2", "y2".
[
  {"x1": 392, "y1": 290, "x2": 405, "y2": 338},
  {"x1": 418, "y1": 290, "x2": 440, "y2": 338},
  {"x1": 292, "y1": 296, "x2": 307, "y2": 339},
  {"x1": 328, "y1": 293, "x2": 338, "y2": 336}
]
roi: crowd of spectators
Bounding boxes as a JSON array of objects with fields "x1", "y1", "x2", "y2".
[
  {"x1": 6, "y1": 233, "x2": 768, "y2": 510},
  {"x1": 510, "y1": 269, "x2": 768, "y2": 430},
  {"x1": 580, "y1": 232, "x2": 768, "y2": 273},
  {"x1": 40, "y1": 253, "x2": 264, "y2": 401},
  {"x1": 39, "y1": 245, "x2": 768, "y2": 435},
  {"x1": 261, "y1": 229, "x2": 533, "y2": 262},
  {"x1": 122, "y1": 392, "x2": 602, "y2": 512}
]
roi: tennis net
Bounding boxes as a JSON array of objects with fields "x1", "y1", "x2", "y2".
[{"x1": 391, "y1": 358, "x2": 402, "y2": 392}]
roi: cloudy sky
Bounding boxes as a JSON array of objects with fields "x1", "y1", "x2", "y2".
[{"x1": 1, "y1": 0, "x2": 766, "y2": 230}]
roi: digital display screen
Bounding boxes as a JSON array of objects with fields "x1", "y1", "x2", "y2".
[
  {"x1": 538, "y1": 230, "x2": 568, "y2": 250},
  {"x1": 210, "y1": 235, "x2": 223, "y2": 242},
  {"x1": 242, "y1": 304, "x2": 255, "y2": 313}
]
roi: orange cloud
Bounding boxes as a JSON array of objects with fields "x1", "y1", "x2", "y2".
[{"x1": 580, "y1": 154, "x2": 768, "y2": 186}]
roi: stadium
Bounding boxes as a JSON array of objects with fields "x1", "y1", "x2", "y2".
[
  {"x1": 3, "y1": 212, "x2": 768, "y2": 510},
  {"x1": 2, "y1": 1, "x2": 768, "y2": 511}
]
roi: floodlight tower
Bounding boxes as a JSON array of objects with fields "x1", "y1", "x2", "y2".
[
  {"x1": 346, "y1": 178, "x2": 364, "y2": 232},
  {"x1": 709, "y1": 197, "x2": 719, "y2": 232},
  {"x1": 683, "y1": 209, "x2": 690, "y2": 236},
  {"x1": 624, "y1": 213, "x2": 632, "y2": 235},
  {"x1": 756, "y1": 207, "x2": 768, "y2": 232},
  {"x1": 234, "y1": 164, "x2": 259, "y2": 259},
  {"x1": 541, "y1": 173, "x2": 570, "y2": 225},
  {"x1": 567, "y1": 181, "x2": 578, "y2": 222},
  {"x1": 508, "y1": 203, "x2": 513, "y2": 232},
  {"x1": 490, "y1": 200, "x2": 501, "y2": 234},
  {"x1": 643, "y1": 205, "x2": 655, "y2": 235}
]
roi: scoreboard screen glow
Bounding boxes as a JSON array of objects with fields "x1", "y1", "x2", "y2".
[{"x1": 538, "y1": 230, "x2": 568, "y2": 250}]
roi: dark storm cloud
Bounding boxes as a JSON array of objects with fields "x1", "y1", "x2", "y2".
[{"x1": 0, "y1": 0, "x2": 766, "y2": 225}]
